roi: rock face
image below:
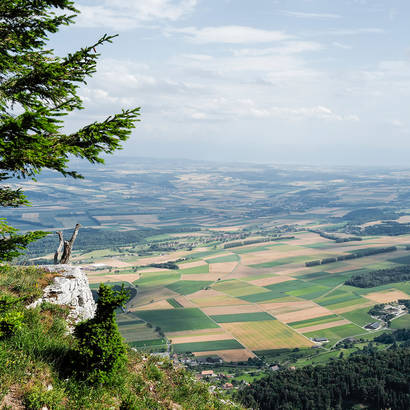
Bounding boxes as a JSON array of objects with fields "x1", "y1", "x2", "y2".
[{"x1": 28, "y1": 265, "x2": 96, "y2": 328}]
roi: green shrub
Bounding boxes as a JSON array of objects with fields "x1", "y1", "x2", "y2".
[
  {"x1": 0, "y1": 295, "x2": 24, "y2": 338},
  {"x1": 72, "y1": 283, "x2": 129, "y2": 383}
]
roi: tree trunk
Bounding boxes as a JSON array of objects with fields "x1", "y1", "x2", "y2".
[{"x1": 54, "y1": 224, "x2": 81, "y2": 264}]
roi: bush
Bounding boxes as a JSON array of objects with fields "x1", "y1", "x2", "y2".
[
  {"x1": 0, "y1": 295, "x2": 24, "y2": 338},
  {"x1": 72, "y1": 284, "x2": 129, "y2": 383}
]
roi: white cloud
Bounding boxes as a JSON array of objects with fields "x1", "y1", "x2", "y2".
[
  {"x1": 280, "y1": 11, "x2": 341, "y2": 19},
  {"x1": 169, "y1": 25, "x2": 291, "y2": 44},
  {"x1": 233, "y1": 41, "x2": 322, "y2": 56},
  {"x1": 76, "y1": 0, "x2": 197, "y2": 29}
]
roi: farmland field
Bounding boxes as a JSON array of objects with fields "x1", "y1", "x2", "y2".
[
  {"x1": 173, "y1": 339, "x2": 243, "y2": 353},
  {"x1": 135, "y1": 308, "x2": 219, "y2": 332},
  {"x1": 303, "y1": 323, "x2": 366, "y2": 345},
  {"x1": 390, "y1": 314, "x2": 410, "y2": 329},
  {"x1": 221, "y1": 320, "x2": 314, "y2": 350},
  {"x1": 18, "y1": 158, "x2": 410, "y2": 361},
  {"x1": 210, "y1": 312, "x2": 275, "y2": 323}
]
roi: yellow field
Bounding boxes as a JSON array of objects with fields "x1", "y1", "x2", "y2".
[
  {"x1": 209, "y1": 262, "x2": 238, "y2": 274},
  {"x1": 190, "y1": 295, "x2": 248, "y2": 307},
  {"x1": 364, "y1": 290, "x2": 410, "y2": 303},
  {"x1": 221, "y1": 320, "x2": 314, "y2": 350}
]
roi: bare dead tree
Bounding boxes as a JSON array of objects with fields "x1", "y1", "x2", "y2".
[{"x1": 54, "y1": 224, "x2": 81, "y2": 264}]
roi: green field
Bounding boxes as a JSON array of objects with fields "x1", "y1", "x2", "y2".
[
  {"x1": 232, "y1": 245, "x2": 275, "y2": 254},
  {"x1": 212, "y1": 279, "x2": 269, "y2": 297},
  {"x1": 178, "y1": 265, "x2": 209, "y2": 274},
  {"x1": 210, "y1": 312, "x2": 275, "y2": 323},
  {"x1": 118, "y1": 322, "x2": 161, "y2": 342},
  {"x1": 166, "y1": 280, "x2": 213, "y2": 295},
  {"x1": 135, "y1": 308, "x2": 219, "y2": 332},
  {"x1": 288, "y1": 314, "x2": 340, "y2": 329},
  {"x1": 172, "y1": 339, "x2": 243, "y2": 353},
  {"x1": 134, "y1": 272, "x2": 180, "y2": 287},
  {"x1": 239, "y1": 290, "x2": 290, "y2": 303},
  {"x1": 388, "y1": 254, "x2": 410, "y2": 264},
  {"x1": 287, "y1": 285, "x2": 330, "y2": 300},
  {"x1": 304, "y1": 323, "x2": 366, "y2": 345},
  {"x1": 341, "y1": 307, "x2": 377, "y2": 327},
  {"x1": 250, "y1": 255, "x2": 311, "y2": 268},
  {"x1": 167, "y1": 298, "x2": 183, "y2": 308},
  {"x1": 390, "y1": 314, "x2": 410, "y2": 329},
  {"x1": 129, "y1": 338, "x2": 167, "y2": 347},
  {"x1": 205, "y1": 254, "x2": 240, "y2": 263}
]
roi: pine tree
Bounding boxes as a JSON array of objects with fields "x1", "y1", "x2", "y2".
[{"x1": 0, "y1": 0, "x2": 140, "y2": 261}]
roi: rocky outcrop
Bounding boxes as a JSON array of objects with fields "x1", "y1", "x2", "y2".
[{"x1": 28, "y1": 265, "x2": 96, "y2": 328}]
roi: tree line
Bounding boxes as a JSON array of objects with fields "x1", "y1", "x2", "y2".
[
  {"x1": 236, "y1": 347, "x2": 410, "y2": 410},
  {"x1": 305, "y1": 246, "x2": 397, "y2": 267},
  {"x1": 345, "y1": 265, "x2": 410, "y2": 288}
]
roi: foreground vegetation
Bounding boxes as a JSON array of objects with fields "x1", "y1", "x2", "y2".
[
  {"x1": 0, "y1": 265, "x2": 238, "y2": 409},
  {"x1": 236, "y1": 347, "x2": 410, "y2": 409}
]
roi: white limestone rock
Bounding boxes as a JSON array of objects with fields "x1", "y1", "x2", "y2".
[{"x1": 28, "y1": 265, "x2": 96, "y2": 328}]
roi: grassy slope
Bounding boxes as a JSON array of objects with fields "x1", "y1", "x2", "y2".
[{"x1": 0, "y1": 266, "x2": 239, "y2": 409}]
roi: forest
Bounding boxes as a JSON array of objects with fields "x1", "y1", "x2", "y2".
[
  {"x1": 345, "y1": 265, "x2": 410, "y2": 288},
  {"x1": 236, "y1": 347, "x2": 410, "y2": 410}
]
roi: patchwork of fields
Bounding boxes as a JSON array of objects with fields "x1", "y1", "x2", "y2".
[{"x1": 87, "y1": 230, "x2": 410, "y2": 362}]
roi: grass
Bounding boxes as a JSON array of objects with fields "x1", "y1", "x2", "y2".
[
  {"x1": 250, "y1": 255, "x2": 311, "y2": 268},
  {"x1": 210, "y1": 312, "x2": 275, "y2": 323},
  {"x1": 341, "y1": 307, "x2": 378, "y2": 327},
  {"x1": 178, "y1": 265, "x2": 209, "y2": 274},
  {"x1": 303, "y1": 323, "x2": 365, "y2": 345},
  {"x1": 205, "y1": 254, "x2": 240, "y2": 263},
  {"x1": 388, "y1": 254, "x2": 410, "y2": 264},
  {"x1": 287, "y1": 285, "x2": 330, "y2": 300},
  {"x1": 239, "y1": 290, "x2": 293, "y2": 303},
  {"x1": 0, "y1": 266, "x2": 238, "y2": 409},
  {"x1": 390, "y1": 314, "x2": 410, "y2": 329},
  {"x1": 135, "y1": 308, "x2": 219, "y2": 332},
  {"x1": 166, "y1": 280, "x2": 213, "y2": 295},
  {"x1": 172, "y1": 339, "x2": 243, "y2": 353},
  {"x1": 288, "y1": 314, "x2": 341, "y2": 329},
  {"x1": 167, "y1": 298, "x2": 183, "y2": 308},
  {"x1": 129, "y1": 338, "x2": 167, "y2": 348},
  {"x1": 134, "y1": 272, "x2": 181, "y2": 287},
  {"x1": 212, "y1": 280, "x2": 269, "y2": 297}
]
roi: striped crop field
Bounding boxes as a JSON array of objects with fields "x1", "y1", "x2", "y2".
[
  {"x1": 220, "y1": 320, "x2": 314, "y2": 350},
  {"x1": 210, "y1": 312, "x2": 275, "y2": 323}
]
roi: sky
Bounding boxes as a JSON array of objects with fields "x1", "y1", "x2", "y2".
[{"x1": 53, "y1": 0, "x2": 410, "y2": 166}]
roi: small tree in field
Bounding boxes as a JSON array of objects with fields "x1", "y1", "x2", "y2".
[{"x1": 0, "y1": 0, "x2": 140, "y2": 261}]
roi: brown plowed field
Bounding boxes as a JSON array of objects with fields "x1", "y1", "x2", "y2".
[
  {"x1": 209, "y1": 262, "x2": 238, "y2": 274},
  {"x1": 275, "y1": 306, "x2": 334, "y2": 323},
  {"x1": 202, "y1": 304, "x2": 264, "y2": 316},
  {"x1": 166, "y1": 328, "x2": 227, "y2": 339},
  {"x1": 250, "y1": 276, "x2": 295, "y2": 287},
  {"x1": 134, "y1": 299, "x2": 174, "y2": 310},
  {"x1": 88, "y1": 273, "x2": 140, "y2": 284},
  {"x1": 364, "y1": 290, "x2": 409, "y2": 303}
]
